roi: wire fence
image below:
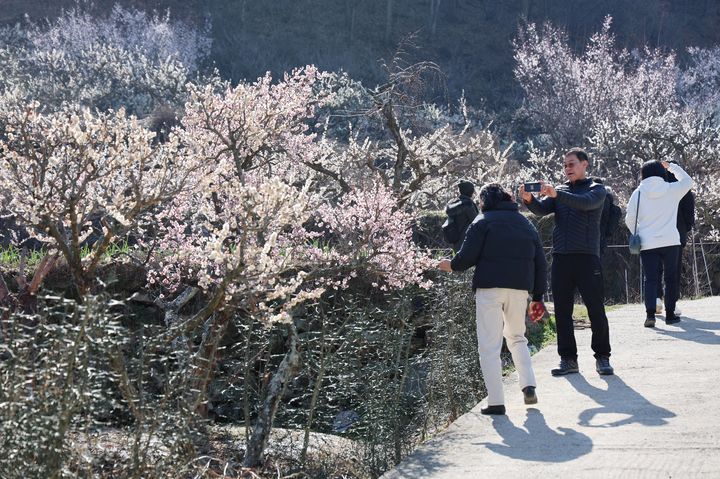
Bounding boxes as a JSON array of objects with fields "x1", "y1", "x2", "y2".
[
  {"x1": 430, "y1": 235, "x2": 719, "y2": 306},
  {"x1": 594, "y1": 236, "x2": 717, "y2": 305},
  {"x1": 548, "y1": 240, "x2": 718, "y2": 305}
]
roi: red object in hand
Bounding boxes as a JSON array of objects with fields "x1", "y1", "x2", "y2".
[{"x1": 529, "y1": 302, "x2": 546, "y2": 323}]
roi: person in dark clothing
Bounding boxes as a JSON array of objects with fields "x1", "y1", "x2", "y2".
[
  {"x1": 594, "y1": 178, "x2": 621, "y2": 256},
  {"x1": 519, "y1": 147, "x2": 614, "y2": 376},
  {"x1": 655, "y1": 169, "x2": 696, "y2": 316},
  {"x1": 442, "y1": 180, "x2": 479, "y2": 252},
  {"x1": 439, "y1": 183, "x2": 547, "y2": 415}
]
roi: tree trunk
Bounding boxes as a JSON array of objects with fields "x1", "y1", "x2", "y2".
[
  {"x1": 346, "y1": 0, "x2": 357, "y2": 44},
  {"x1": 430, "y1": 0, "x2": 442, "y2": 37},
  {"x1": 242, "y1": 321, "x2": 255, "y2": 442},
  {"x1": 380, "y1": 101, "x2": 409, "y2": 196},
  {"x1": 301, "y1": 316, "x2": 327, "y2": 463},
  {"x1": 189, "y1": 309, "x2": 232, "y2": 418},
  {"x1": 243, "y1": 321, "x2": 300, "y2": 467},
  {"x1": 385, "y1": 0, "x2": 394, "y2": 42}
]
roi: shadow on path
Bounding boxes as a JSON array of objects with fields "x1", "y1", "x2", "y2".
[
  {"x1": 473, "y1": 409, "x2": 593, "y2": 462},
  {"x1": 567, "y1": 374, "x2": 675, "y2": 427},
  {"x1": 387, "y1": 438, "x2": 452, "y2": 478},
  {"x1": 655, "y1": 316, "x2": 720, "y2": 345}
]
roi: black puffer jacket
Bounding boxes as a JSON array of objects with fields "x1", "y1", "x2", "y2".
[
  {"x1": 451, "y1": 202, "x2": 547, "y2": 301},
  {"x1": 445, "y1": 195, "x2": 479, "y2": 252},
  {"x1": 677, "y1": 191, "x2": 695, "y2": 247},
  {"x1": 525, "y1": 178, "x2": 606, "y2": 257}
]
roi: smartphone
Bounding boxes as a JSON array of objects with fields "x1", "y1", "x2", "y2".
[{"x1": 524, "y1": 182, "x2": 542, "y2": 193}]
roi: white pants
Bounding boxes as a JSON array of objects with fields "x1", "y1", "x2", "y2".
[{"x1": 475, "y1": 288, "x2": 536, "y2": 406}]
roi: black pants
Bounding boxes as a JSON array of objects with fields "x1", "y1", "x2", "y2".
[
  {"x1": 551, "y1": 254, "x2": 611, "y2": 360},
  {"x1": 656, "y1": 245, "x2": 684, "y2": 299},
  {"x1": 642, "y1": 246, "x2": 680, "y2": 316}
]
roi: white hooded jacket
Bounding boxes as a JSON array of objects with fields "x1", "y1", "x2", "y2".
[{"x1": 625, "y1": 163, "x2": 693, "y2": 251}]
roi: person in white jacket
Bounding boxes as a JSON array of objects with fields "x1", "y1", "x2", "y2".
[{"x1": 625, "y1": 161, "x2": 694, "y2": 327}]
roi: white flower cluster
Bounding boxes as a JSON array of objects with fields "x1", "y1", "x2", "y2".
[
  {"x1": 0, "y1": 103, "x2": 201, "y2": 291},
  {"x1": 145, "y1": 67, "x2": 435, "y2": 323},
  {"x1": 0, "y1": 5, "x2": 210, "y2": 115}
]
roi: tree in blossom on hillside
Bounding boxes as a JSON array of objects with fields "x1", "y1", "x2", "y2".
[
  {"x1": 30, "y1": 5, "x2": 211, "y2": 75},
  {"x1": 680, "y1": 46, "x2": 720, "y2": 119},
  {"x1": 0, "y1": 103, "x2": 200, "y2": 295},
  {"x1": 151, "y1": 66, "x2": 434, "y2": 466},
  {"x1": 0, "y1": 5, "x2": 211, "y2": 115}
]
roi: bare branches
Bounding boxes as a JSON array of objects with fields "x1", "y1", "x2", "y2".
[{"x1": 376, "y1": 33, "x2": 446, "y2": 110}]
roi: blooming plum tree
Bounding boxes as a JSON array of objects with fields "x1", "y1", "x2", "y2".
[
  {"x1": 681, "y1": 46, "x2": 720, "y2": 119},
  {"x1": 150, "y1": 66, "x2": 435, "y2": 466},
  {"x1": 30, "y1": 5, "x2": 211, "y2": 75},
  {"x1": 0, "y1": 103, "x2": 200, "y2": 295},
  {"x1": 315, "y1": 183, "x2": 435, "y2": 291},
  {"x1": 0, "y1": 5, "x2": 211, "y2": 115}
]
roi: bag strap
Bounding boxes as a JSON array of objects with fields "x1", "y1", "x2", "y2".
[{"x1": 634, "y1": 192, "x2": 641, "y2": 235}]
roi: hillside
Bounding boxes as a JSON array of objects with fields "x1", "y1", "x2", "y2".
[{"x1": 3, "y1": 0, "x2": 720, "y2": 110}]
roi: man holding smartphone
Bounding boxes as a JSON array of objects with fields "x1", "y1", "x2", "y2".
[{"x1": 519, "y1": 148, "x2": 614, "y2": 376}]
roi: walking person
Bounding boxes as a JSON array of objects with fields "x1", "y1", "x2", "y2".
[
  {"x1": 438, "y1": 183, "x2": 547, "y2": 415},
  {"x1": 442, "y1": 180, "x2": 479, "y2": 252},
  {"x1": 625, "y1": 161, "x2": 693, "y2": 327},
  {"x1": 654, "y1": 166, "x2": 695, "y2": 316},
  {"x1": 519, "y1": 148, "x2": 614, "y2": 376}
]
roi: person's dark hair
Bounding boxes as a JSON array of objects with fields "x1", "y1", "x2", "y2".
[
  {"x1": 479, "y1": 183, "x2": 511, "y2": 212},
  {"x1": 457, "y1": 180, "x2": 475, "y2": 197},
  {"x1": 640, "y1": 160, "x2": 666, "y2": 180},
  {"x1": 565, "y1": 147, "x2": 589, "y2": 164}
]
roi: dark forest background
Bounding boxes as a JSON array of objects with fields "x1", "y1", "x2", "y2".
[{"x1": 3, "y1": 0, "x2": 719, "y2": 111}]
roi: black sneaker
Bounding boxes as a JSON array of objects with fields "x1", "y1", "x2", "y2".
[
  {"x1": 481, "y1": 405, "x2": 506, "y2": 415},
  {"x1": 522, "y1": 386, "x2": 538, "y2": 405},
  {"x1": 596, "y1": 356, "x2": 614, "y2": 375},
  {"x1": 551, "y1": 358, "x2": 579, "y2": 376},
  {"x1": 666, "y1": 314, "x2": 681, "y2": 324},
  {"x1": 644, "y1": 316, "x2": 656, "y2": 328}
]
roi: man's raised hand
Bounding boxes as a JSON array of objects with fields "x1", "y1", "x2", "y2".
[{"x1": 540, "y1": 182, "x2": 557, "y2": 198}]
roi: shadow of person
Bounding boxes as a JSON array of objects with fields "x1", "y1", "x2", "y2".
[
  {"x1": 387, "y1": 444, "x2": 453, "y2": 478},
  {"x1": 655, "y1": 316, "x2": 720, "y2": 346},
  {"x1": 473, "y1": 408, "x2": 592, "y2": 462},
  {"x1": 567, "y1": 374, "x2": 675, "y2": 428}
]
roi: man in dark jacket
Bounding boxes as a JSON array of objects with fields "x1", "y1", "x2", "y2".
[
  {"x1": 519, "y1": 147, "x2": 614, "y2": 376},
  {"x1": 439, "y1": 183, "x2": 547, "y2": 415},
  {"x1": 443, "y1": 180, "x2": 479, "y2": 252},
  {"x1": 674, "y1": 190, "x2": 696, "y2": 302},
  {"x1": 594, "y1": 178, "x2": 621, "y2": 255}
]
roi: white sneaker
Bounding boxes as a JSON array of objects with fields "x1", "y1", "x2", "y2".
[
  {"x1": 655, "y1": 298, "x2": 664, "y2": 315},
  {"x1": 675, "y1": 307, "x2": 682, "y2": 316}
]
